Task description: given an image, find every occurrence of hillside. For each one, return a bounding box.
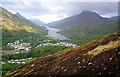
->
[15,12,26,20]
[15,12,45,28]
[0,7,47,48]
[47,11,110,29]
[47,11,118,44]
[29,18,45,26]
[9,32,120,76]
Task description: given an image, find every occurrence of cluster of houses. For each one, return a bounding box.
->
[36,42,77,48]
[7,40,31,52]
[1,58,33,64]
[7,40,77,53]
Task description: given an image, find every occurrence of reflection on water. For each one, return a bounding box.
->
[46,26,70,40]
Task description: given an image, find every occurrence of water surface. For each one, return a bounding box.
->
[46,26,70,40]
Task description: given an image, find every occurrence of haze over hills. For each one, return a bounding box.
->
[109,16,119,22]
[15,12,26,20]
[1,6,47,48]
[29,18,45,26]
[15,12,45,27]
[10,32,120,76]
[47,11,118,44]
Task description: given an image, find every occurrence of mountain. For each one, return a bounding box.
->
[15,12,45,27]
[9,32,120,76]
[1,6,47,48]
[1,7,45,32]
[109,16,119,22]
[29,18,45,26]
[47,11,109,29]
[15,12,26,20]
[47,11,118,44]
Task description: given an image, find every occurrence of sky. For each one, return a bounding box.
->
[0,0,119,23]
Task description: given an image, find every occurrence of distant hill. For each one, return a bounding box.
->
[47,11,118,44]
[15,12,26,20]
[9,32,120,76]
[29,18,45,26]
[47,11,110,29]
[15,12,45,27]
[1,6,47,48]
[109,16,119,22]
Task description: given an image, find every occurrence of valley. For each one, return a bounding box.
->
[47,11,118,45]
[0,6,68,75]
[0,4,119,76]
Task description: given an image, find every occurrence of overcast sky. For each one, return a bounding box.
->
[0,0,119,23]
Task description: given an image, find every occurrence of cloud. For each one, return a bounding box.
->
[1,1,119,23]
[1,0,119,2]
[32,14,62,23]
[63,2,118,16]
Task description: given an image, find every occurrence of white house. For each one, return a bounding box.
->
[7,41,31,52]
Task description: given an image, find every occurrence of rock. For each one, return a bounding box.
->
[88,62,92,65]
[77,62,81,64]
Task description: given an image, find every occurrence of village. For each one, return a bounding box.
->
[2,41,77,65]
[0,58,33,64]
[4,40,77,65]
[7,40,31,53]
[36,42,77,48]
[7,40,77,53]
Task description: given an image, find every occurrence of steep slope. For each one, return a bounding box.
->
[0,7,47,48]
[10,32,120,76]
[47,11,118,44]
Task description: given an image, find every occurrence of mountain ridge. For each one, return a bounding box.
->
[15,12,26,20]
[47,10,110,29]
[29,18,45,27]
[15,12,45,28]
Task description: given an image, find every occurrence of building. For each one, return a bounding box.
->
[7,40,31,52]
